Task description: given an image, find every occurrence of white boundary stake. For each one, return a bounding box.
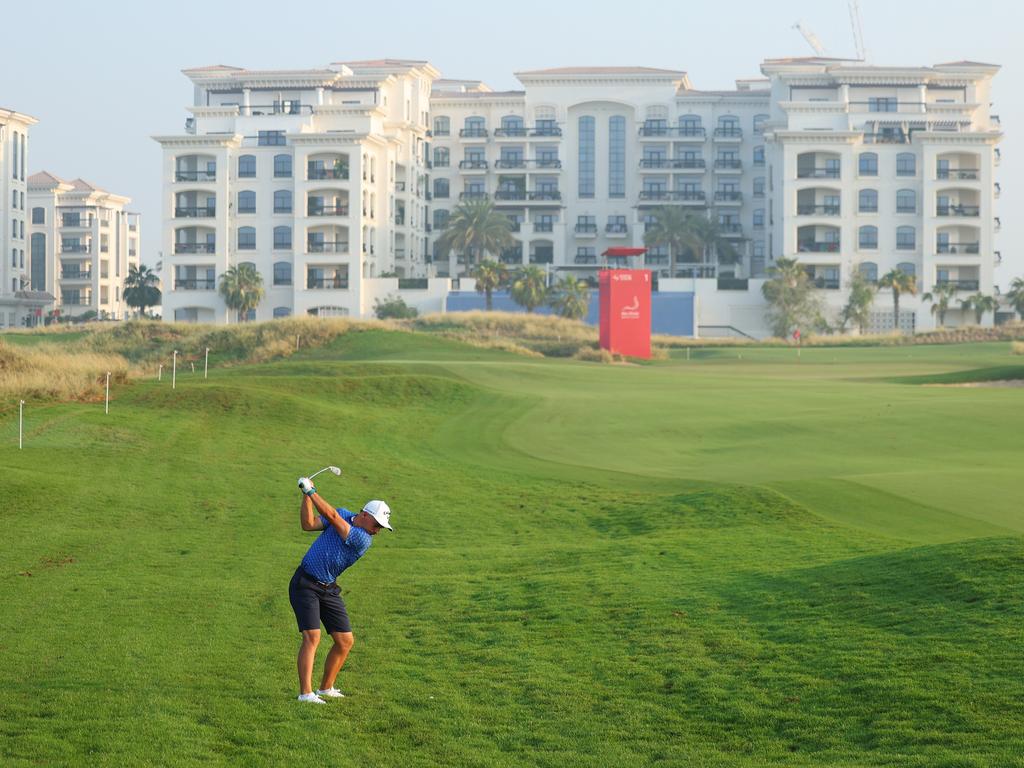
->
[204,347,210,379]
[19,399,24,449]
[158,364,163,382]
[105,372,111,414]
[172,350,178,389]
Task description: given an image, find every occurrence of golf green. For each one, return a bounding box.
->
[1,331,1021,767]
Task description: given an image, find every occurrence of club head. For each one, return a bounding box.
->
[329,466,342,476]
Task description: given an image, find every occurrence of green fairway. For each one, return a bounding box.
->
[1,332,1022,766]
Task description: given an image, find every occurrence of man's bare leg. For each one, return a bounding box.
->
[319,631,355,690]
[298,629,321,694]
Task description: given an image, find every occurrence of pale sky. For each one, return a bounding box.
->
[5,0,1020,288]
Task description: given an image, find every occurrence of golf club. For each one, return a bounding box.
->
[308,465,342,481]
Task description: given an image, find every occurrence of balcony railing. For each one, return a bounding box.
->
[797,167,841,179]
[605,224,628,234]
[574,253,598,265]
[395,182,406,192]
[535,158,562,169]
[937,242,980,254]
[529,252,554,264]
[61,245,91,253]
[719,225,744,237]
[533,222,554,233]
[175,170,216,182]
[639,126,706,138]
[797,204,841,215]
[459,128,489,138]
[460,191,489,200]
[936,279,980,291]
[307,278,349,290]
[639,158,706,169]
[811,277,841,290]
[575,223,598,234]
[714,159,743,170]
[714,191,743,203]
[175,206,216,218]
[307,241,349,253]
[798,240,841,253]
[936,168,979,181]
[174,242,215,254]
[307,206,349,217]
[713,128,743,139]
[495,159,526,169]
[494,127,528,137]
[529,126,562,137]
[458,160,489,169]
[175,279,216,291]
[493,190,561,201]
[61,218,94,228]
[60,270,92,280]
[936,205,980,217]
[307,167,349,180]
[500,251,523,264]
[639,190,706,202]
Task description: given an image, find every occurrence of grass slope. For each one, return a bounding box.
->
[1,331,1022,766]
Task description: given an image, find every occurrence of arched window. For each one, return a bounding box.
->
[578,116,596,198]
[433,147,449,168]
[463,116,486,136]
[897,261,916,279]
[896,189,916,213]
[500,115,524,134]
[859,152,878,176]
[238,155,256,178]
[753,114,769,134]
[896,153,916,177]
[433,178,449,199]
[433,209,450,230]
[718,115,740,131]
[273,154,292,178]
[858,189,878,213]
[273,307,291,318]
[859,261,878,282]
[273,261,292,286]
[273,226,292,250]
[896,226,916,250]
[238,261,256,271]
[432,116,450,136]
[238,190,256,213]
[859,225,878,249]
[238,227,256,250]
[274,190,292,214]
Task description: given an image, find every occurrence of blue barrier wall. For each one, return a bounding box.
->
[445,290,695,336]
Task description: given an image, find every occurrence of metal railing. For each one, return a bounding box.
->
[307,167,349,180]
[574,254,598,265]
[62,218,94,228]
[937,168,980,180]
[493,190,561,201]
[174,243,216,254]
[60,270,92,280]
[812,278,841,290]
[639,126,706,138]
[575,223,598,233]
[495,159,526,169]
[459,128,489,138]
[797,167,841,179]
[639,158,707,169]
[714,159,743,170]
[605,224,628,234]
[175,170,216,182]
[307,241,348,253]
[639,190,706,202]
[61,245,91,253]
[175,207,216,218]
[493,127,527,137]
[713,128,743,139]
[797,204,840,215]
[798,241,841,252]
[935,279,979,291]
[714,191,743,202]
[306,278,349,290]
[533,222,554,233]
[459,191,489,200]
[174,278,215,290]
[937,242,980,254]
[458,160,489,169]
[719,225,744,236]
[307,206,349,217]
[936,206,980,217]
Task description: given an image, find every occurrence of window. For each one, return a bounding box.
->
[273,154,292,178]
[868,97,897,112]
[859,225,878,249]
[433,116,450,136]
[238,227,256,250]
[31,207,44,224]
[433,147,449,167]
[500,115,524,134]
[896,189,916,214]
[753,114,769,134]
[433,209,450,230]
[859,189,878,213]
[273,261,292,286]
[896,153,916,177]
[896,226,916,250]
[30,233,45,290]
[753,209,765,228]
[273,226,292,250]
[753,177,765,197]
[578,116,595,198]
[606,215,627,233]
[609,116,625,198]
[463,116,486,136]
[753,146,765,166]
[897,262,916,279]
[244,308,257,322]
[717,116,740,136]
[575,246,596,264]
[859,262,878,282]
[433,178,449,199]
[273,190,293,214]
[258,131,286,146]
[859,153,878,176]
[238,155,256,178]
[273,307,291,318]
[238,190,256,214]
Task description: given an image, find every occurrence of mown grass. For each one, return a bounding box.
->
[1,331,1022,766]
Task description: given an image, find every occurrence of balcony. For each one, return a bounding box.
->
[575,223,598,235]
[936,279,980,291]
[714,191,743,204]
[811,277,841,290]
[639,158,706,170]
[395,182,406,192]
[175,170,216,182]
[458,160,489,171]
[500,248,524,265]
[61,244,92,254]
[493,190,561,203]
[798,240,840,253]
[797,167,840,179]
[713,128,743,141]
[937,242,979,254]
[307,205,349,217]
[605,223,628,236]
[494,127,528,138]
[174,242,215,254]
[639,190,706,204]
[459,128,489,138]
[713,159,743,172]
[533,222,554,233]
[937,168,979,181]
[495,158,526,169]
[639,126,706,139]
[307,241,348,254]
[307,278,349,290]
[797,204,841,216]
[534,158,562,169]
[175,206,216,218]
[61,217,94,228]
[60,270,92,280]
[719,224,744,238]
[459,191,489,201]
[574,253,597,265]
[174,278,216,291]
[529,126,562,137]
[307,166,349,180]
[529,250,554,265]
[936,205,980,217]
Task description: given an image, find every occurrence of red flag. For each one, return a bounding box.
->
[793,329,801,340]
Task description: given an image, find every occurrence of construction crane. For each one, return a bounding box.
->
[793,1,868,61]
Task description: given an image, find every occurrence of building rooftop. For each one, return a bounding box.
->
[516,66,687,76]
[27,171,64,187]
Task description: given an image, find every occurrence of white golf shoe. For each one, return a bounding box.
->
[316,687,346,699]
[297,692,326,704]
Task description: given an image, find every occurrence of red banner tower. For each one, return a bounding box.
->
[599,266,652,359]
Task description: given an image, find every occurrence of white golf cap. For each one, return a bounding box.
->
[362,499,393,531]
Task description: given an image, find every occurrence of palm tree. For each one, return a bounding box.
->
[218,263,264,322]
[921,282,958,327]
[841,266,876,334]
[509,266,549,313]
[761,257,821,338]
[643,208,737,277]
[434,199,514,272]
[877,268,916,333]
[1004,277,1024,320]
[548,274,591,320]
[472,260,508,311]
[123,264,161,318]
[959,292,999,325]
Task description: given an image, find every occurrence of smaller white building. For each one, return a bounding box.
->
[28,172,141,320]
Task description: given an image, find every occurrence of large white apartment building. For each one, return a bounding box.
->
[157,57,1001,333]
[0,108,52,328]
[27,172,141,320]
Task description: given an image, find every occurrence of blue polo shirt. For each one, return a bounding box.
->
[300,508,373,584]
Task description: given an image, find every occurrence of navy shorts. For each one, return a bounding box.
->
[288,566,351,634]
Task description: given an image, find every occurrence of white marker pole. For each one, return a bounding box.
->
[204,347,210,379]
[172,350,178,389]
[191,361,195,374]
[19,399,24,449]
[296,335,300,351]
[158,364,163,382]
[105,372,111,414]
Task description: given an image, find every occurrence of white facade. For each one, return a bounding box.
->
[0,108,49,328]
[156,58,1001,334]
[27,172,140,320]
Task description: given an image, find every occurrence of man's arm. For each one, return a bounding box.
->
[300,494,324,531]
[308,492,351,539]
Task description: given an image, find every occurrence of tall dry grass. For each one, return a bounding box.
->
[1012,341,1024,356]
[0,340,129,402]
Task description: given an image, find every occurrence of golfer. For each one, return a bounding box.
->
[289,476,392,703]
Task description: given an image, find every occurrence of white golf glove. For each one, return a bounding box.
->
[298,477,316,496]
